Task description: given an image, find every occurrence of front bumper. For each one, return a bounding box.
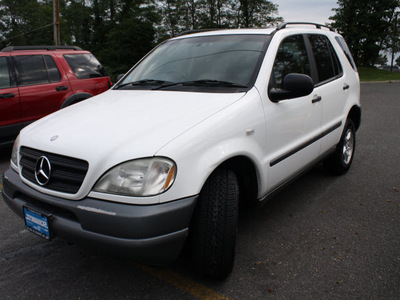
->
[2,167,197,264]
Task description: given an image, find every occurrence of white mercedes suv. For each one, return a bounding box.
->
[2,23,361,279]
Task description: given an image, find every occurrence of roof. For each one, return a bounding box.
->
[174,22,336,39]
[1,46,83,52]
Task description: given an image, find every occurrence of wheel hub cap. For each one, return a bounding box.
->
[342,129,354,165]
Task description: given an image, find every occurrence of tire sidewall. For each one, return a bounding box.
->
[339,119,356,170]
[190,168,239,279]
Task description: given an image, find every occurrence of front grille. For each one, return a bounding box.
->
[20,147,89,194]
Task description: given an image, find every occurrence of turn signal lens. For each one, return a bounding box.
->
[11,134,20,170]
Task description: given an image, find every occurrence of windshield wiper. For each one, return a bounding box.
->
[153,80,248,90]
[115,79,172,89]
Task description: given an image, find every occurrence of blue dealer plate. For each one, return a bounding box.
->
[23,207,52,240]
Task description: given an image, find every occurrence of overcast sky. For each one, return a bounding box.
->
[276,0,338,25]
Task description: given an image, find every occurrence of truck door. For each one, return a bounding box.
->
[0,56,21,145]
[13,54,70,124]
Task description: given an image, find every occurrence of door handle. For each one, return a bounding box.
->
[312,95,322,103]
[0,93,15,99]
[56,86,68,91]
[343,83,350,90]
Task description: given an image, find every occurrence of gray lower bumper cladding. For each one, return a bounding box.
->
[2,168,197,265]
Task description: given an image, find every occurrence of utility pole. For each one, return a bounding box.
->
[53,0,60,46]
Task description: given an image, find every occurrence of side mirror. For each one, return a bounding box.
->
[116,74,125,82]
[269,73,314,102]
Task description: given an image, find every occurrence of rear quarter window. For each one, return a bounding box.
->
[335,36,357,71]
[64,54,108,79]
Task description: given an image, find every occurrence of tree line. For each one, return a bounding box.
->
[330,0,400,68]
[0,0,282,78]
[0,0,399,78]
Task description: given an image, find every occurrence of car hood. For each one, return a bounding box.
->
[21,89,245,169]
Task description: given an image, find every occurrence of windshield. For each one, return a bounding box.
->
[116,34,270,92]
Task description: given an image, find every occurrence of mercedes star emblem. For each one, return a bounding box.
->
[35,156,51,186]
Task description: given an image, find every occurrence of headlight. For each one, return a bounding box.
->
[93,157,176,197]
[11,134,20,170]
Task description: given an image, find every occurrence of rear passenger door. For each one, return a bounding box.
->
[0,55,21,144]
[13,54,70,124]
[306,34,347,154]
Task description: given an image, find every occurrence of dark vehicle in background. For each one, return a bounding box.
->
[378,65,400,72]
[0,46,111,147]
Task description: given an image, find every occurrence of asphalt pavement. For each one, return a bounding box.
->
[0,82,399,299]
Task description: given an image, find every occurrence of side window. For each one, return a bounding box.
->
[272,35,311,88]
[64,54,108,79]
[308,35,342,83]
[0,57,15,89]
[330,42,343,76]
[44,55,61,82]
[15,55,48,85]
[335,36,357,71]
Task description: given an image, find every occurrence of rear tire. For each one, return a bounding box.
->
[191,169,239,279]
[324,119,356,175]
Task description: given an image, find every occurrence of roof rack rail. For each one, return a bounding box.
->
[1,45,83,52]
[277,22,334,32]
[175,29,222,37]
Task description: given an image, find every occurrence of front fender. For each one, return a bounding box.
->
[157,89,269,203]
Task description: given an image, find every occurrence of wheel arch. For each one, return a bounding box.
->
[60,92,93,109]
[216,155,259,209]
[348,105,361,131]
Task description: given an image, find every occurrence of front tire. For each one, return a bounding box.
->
[191,169,239,279]
[324,119,356,175]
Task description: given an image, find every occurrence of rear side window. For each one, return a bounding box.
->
[44,55,61,82]
[64,54,108,79]
[272,35,311,89]
[15,55,48,85]
[335,36,357,71]
[308,35,342,83]
[0,57,15,89]
[14,55,61,86]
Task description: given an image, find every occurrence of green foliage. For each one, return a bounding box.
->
[0,0,54,46]
[60,1,92,48]
[375,54,388,65]
[385,11,400,68]
[0,0,283,79]
[98,0,160,77]
[237,0,283,28]
[157,0,282,36]
[329,0,400,67]
[358,66,400,81]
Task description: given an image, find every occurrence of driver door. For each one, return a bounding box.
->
[264,34,322,190]
[0,56,21,144]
